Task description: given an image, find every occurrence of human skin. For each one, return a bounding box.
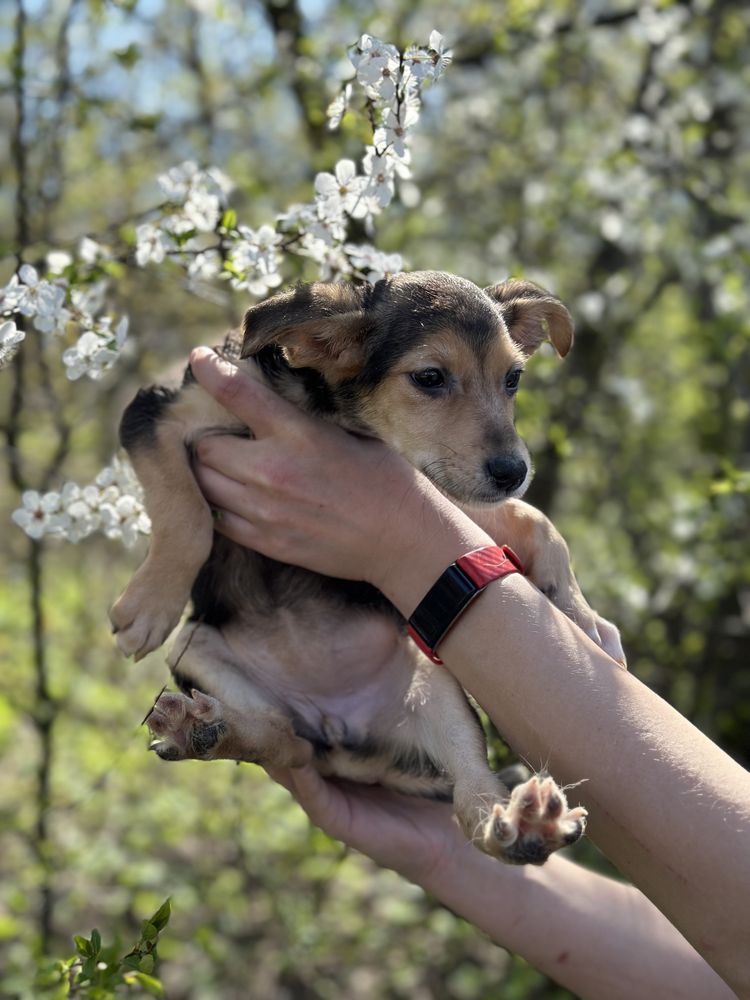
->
[189,347,750,998]
[264,765,736,1000]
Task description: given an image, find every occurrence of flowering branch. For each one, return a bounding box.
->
[2,31,452,546]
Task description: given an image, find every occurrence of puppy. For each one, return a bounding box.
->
[111,271,624,865]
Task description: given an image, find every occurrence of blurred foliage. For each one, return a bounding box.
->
[1,0,748,997]
[35,899,171,998]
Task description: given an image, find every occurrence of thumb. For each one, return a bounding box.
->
[190,346,302,437]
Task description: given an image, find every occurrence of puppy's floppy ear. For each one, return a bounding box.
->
[484,279,573,358]
[241,283,368,379]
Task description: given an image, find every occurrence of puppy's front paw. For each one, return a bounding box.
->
[538,570,626,667]
[564,594,626,668]
[587,611,626,667]
[482,775,587,865]
[110,576,186,660]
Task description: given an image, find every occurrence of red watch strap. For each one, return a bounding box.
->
[455,544,525,587]
[407,545,524,664]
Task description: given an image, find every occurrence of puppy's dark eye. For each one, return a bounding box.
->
[410,368,446,391]
[505,369,523,395]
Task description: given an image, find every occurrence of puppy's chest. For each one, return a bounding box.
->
[190,534,398,626]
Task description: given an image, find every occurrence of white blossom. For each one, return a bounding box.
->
[158,160,200,201]
[61,483,102,543]
[226,224,283,296]
[158,161,232,205]
[313,199,348,244]
[95,456,143,494]
[405,32,453,82]
[298,235,353,281]
[1,266,69,335]
[69,282,108,326]
[375,101,421,158]
[99,493,151,548]
[187,249,223,283]
[362,145,411,210]
[135,223,171,266]
[344,244,403,283]
[47,250,73,274]
[0,319,25,369]
[427,31,453,80]
[12,458,150,546]
[315,159,370,220]
[350,35,401,101]
[183,187,222,232]
[11,490,70,540]
[62,315,129,381]
[277,201,318,233]
[79,237,111,264]
[157,160,232,236]
[326,84,352,130]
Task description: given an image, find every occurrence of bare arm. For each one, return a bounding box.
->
[271,767,736,1000]
[191,349,750,996]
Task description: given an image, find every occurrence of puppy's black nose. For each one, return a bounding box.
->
[485,456,528,495]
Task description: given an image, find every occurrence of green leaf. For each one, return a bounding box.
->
[221,208,237,231]
[74,934,93,957]
[148,898,172,932]
[124,971,165,997]
[90,928,102,954]
[140,921,158,942]
[80,955,97,980]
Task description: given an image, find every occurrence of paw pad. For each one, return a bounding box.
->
[482,775,587,865]
[145,689,225,761]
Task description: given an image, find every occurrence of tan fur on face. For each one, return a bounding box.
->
[360,329,530,504]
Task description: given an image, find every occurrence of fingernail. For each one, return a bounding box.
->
[190,347,235,376]
[189,346,212,365]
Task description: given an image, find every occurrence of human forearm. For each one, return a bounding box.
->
[397,563,750,996]
[191,352,750,994]
[418,850,736,1000]
[361,492,750,994]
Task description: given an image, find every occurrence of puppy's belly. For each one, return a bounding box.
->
[177,609,418,744]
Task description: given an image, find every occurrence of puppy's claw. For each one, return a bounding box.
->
[489,804,516,848]
[585,623,602,647]
[596,616,627,668]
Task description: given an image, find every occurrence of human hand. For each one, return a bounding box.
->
[266,763,471,885]
[190,347,491,602]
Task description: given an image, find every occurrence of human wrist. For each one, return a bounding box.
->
[415,832,527,934]
[368,478,494,617]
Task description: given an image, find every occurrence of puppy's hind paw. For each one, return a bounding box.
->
[145,689,227,761]
[144,688,314,767]
[482,775,587,865]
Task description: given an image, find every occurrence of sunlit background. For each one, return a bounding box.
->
[1,1,748,997]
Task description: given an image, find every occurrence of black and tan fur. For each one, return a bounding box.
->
[111,271,624,865]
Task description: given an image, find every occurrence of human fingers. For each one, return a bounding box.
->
[194,433,255,483]
[190,347,304,437]
[266,764,352,841]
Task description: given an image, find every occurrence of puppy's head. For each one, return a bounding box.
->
[241,272,573,505]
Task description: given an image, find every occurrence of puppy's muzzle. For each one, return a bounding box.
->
[485,455,528,496]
